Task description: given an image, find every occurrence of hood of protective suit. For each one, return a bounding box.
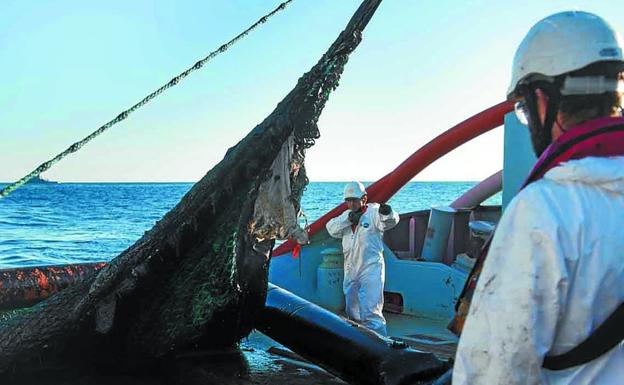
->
[544,155,624,194]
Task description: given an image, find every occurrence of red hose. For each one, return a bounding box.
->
[273,100,513,257]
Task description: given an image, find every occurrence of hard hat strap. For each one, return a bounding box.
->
[523,80,562,156]
[543,82,563,138]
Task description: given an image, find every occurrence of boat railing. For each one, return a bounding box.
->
[384,205,501,264]
[384,210,430,260]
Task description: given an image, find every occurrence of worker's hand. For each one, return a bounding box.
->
[348,210,363,225]
[379,203,392,215]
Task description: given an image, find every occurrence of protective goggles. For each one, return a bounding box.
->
[513,76,624,126]
[514,99,530,125]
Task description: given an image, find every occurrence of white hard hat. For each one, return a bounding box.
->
[344,181,366,200]
[507,11,624,99]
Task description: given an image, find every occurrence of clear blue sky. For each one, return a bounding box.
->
[2,1,623,183]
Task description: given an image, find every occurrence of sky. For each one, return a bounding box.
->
[2,0,624,183]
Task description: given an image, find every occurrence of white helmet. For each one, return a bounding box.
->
[344,181,366,200]
[507,11,624,99]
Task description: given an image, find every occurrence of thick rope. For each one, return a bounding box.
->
[1,0,293,199]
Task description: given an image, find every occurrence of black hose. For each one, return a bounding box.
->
[257,283,449,385]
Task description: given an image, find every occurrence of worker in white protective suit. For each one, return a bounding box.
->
[454,11,624,385]
[326,181,399,336]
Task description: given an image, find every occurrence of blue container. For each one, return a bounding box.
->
[316,248,345,312]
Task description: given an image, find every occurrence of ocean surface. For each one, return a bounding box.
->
[0,182,500,269]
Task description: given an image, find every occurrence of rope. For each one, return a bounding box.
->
[1,0,294,199]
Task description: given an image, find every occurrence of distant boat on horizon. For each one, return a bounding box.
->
[28,175,58,185]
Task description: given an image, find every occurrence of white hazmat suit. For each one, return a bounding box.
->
[453,156,624,385]
[326,203,399,335]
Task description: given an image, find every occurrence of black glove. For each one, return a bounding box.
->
[379,203,392,215]
[348,210,363,225]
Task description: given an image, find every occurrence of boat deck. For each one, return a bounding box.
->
[243,311,458,383]
[387,312,458,360]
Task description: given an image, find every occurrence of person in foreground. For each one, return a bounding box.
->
[326,181,399,336]
[453,11,624,385]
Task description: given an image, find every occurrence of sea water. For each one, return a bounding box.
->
[0,182,500,269]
